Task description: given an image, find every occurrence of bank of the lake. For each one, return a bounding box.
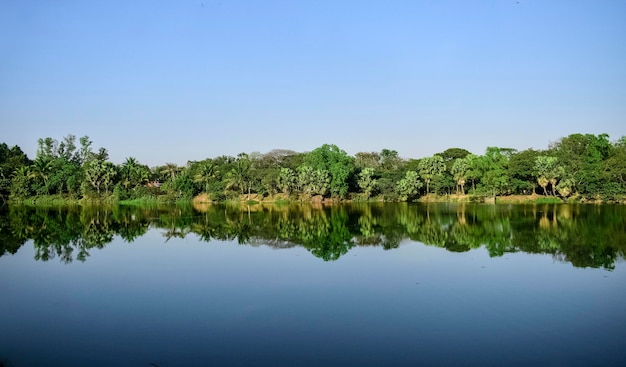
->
[8,192,626,208]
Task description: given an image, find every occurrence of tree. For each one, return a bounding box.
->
[193,160,216,194]
[161,163,180,182]
[32,158,53,195]
[36,137,57,161]
[550,133,611,195]
[277,168,296,194]
[0,143,30,201]
[602,136,626,193]
[305,144,355,198]
[478,147,514,197]
[534,156,563,196]
[260,149,298,168]
[418,155,445,194]
[84,160,116,195]
[225,154,252,197]
[355,152,381,170]
[79,136,93,165]
[438,148,471,164]
[10,166,34,198]
[357,167,377,199]
[508,149,541,195]
[380,149,402,171]
[297,165,330,197]
[451,156,471,194]
[465,154,483,193]
[395,171,423,201]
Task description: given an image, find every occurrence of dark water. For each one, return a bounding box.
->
[0,203,625,366]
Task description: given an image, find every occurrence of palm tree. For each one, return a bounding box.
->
[161,163,180,182]
[225,157,250,197]
[121,157,140,189]
[193,160,216,194]
[32,158,53,194]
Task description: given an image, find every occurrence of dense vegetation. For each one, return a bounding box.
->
[1,203,624,268]
[1,133,625,204]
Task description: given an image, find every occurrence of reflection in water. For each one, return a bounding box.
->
[1,203,624,268]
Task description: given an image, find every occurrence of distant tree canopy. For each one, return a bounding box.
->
[2,133,625,203]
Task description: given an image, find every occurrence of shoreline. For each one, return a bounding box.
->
[9,193,623,207]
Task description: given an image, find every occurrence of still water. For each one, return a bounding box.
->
[1,203,625,366]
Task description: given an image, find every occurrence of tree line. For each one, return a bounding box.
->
[1,133,625,204]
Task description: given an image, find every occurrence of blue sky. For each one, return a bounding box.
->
[1,0,625,166]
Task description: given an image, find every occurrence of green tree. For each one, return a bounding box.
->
[451,156,471,194]
[551,133,611,195]
[395,171,423,201]
[83,160,116,195]
[438,148,471,164]
[32,157,53,195]
[508,149,541,195]
[297,165,330,196]
[478,147,514,197]
[193,160,216,194]
[0,143,30,201]
[161,162,180,182]
[278,167,297,194]
[10,166,34,198]
[380,149,402,171]
[357,167,377,199]
[355,152,381,170]
[418,155,445,194]
[305,144,355,198]
[225,154,252,197]
[534,156,564,196]
[602,136,626,194]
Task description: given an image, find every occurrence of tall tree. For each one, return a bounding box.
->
[225,154,252,197]
[451,156,472,194]
[395,171,423,201]
[193,160,216,194]
[478,147,514,197]
[508,149,541,195]
[534,156,563,196]
[357,167,377,199]
[277,168,297,194]
[418,155,445,194]
[305,144,355,198]
[32,158,53,195]
[161,163,180,182]
[84,160,116,195]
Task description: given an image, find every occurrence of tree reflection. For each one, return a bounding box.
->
[1,203,624,268]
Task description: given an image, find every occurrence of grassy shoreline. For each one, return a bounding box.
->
[7,193,624,207]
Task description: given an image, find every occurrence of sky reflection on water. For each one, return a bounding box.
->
[1,224,625,367]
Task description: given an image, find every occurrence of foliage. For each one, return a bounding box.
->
[475,147,514,197]
[451,156,472,195]
[305,144,355,198]
[1,133,625,204]
[508,149,540,194]
[418,155,445,194]
[534,156,564,196]
[395,171,423,201]
[357,167,377,199]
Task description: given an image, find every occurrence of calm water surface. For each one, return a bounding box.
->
[0,203,625,366]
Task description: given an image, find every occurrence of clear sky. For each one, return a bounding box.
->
[1,0,625,166]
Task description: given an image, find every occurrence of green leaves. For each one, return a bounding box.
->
[305,144,355,198]
[418,155,445,194]
[395,171,422,201]
[357,167,377,199]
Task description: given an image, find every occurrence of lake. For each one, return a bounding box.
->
[1,203,625,366]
